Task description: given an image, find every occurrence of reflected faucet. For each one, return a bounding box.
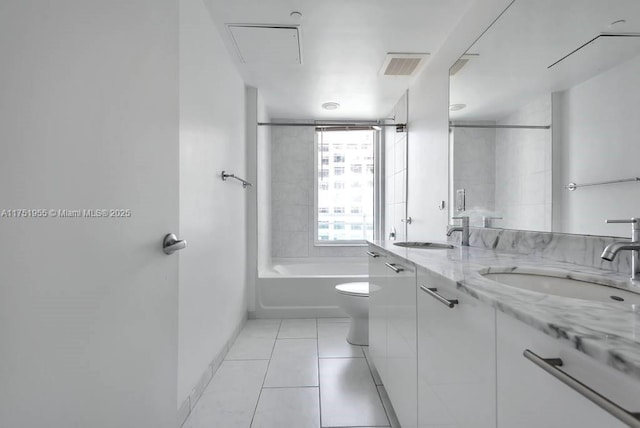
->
[600,218,640,281]
[389,226,397,241]
[446,216,469,246]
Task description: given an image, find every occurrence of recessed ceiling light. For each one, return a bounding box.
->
[449,103,466,111]
[290,11,303,20]
[322,102,340,110]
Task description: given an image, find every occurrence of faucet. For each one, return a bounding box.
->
[446,216,469,246]
[600,218,640,281]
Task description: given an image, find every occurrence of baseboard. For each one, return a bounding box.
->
[253,306,346,319]
[177,313,248,427]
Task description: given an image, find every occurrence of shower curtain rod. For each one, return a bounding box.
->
[257,122,405,128]
[449,124,550,129]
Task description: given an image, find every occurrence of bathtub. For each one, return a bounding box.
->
[255,257,368,318]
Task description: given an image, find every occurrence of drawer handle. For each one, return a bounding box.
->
[523,349,640,427]
[420,285,458,308]
[385,262,403,273]
[367,251,379,258]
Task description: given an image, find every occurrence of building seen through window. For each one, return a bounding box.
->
[316,128,376,242]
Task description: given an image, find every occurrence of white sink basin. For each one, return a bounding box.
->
[481,270,640,306]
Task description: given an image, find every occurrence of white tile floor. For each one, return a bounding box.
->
[183,318,400,428]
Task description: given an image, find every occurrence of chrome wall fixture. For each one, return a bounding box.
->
[221,171,252,188]
[565,176,640,191]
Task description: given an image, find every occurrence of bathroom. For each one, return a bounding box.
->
[2,0,640,427]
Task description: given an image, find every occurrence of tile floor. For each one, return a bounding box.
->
[183,318,400,428]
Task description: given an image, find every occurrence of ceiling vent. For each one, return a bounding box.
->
[379,53,429,76]
[450,53,479,76]
[226,24,302,64]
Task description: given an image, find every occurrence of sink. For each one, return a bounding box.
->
[481,270,640,306]
[394,242,455,249]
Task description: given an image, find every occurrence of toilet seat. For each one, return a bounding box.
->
[335,282,369,297]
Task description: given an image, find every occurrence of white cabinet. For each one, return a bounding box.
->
[497,311,639,428]
[367,245,417,428]
[417,267,496,428]
[368,245,389,382]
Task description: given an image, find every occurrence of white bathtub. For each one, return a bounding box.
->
[255,257,368,318]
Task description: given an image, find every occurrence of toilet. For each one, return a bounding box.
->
[334,282,369,346]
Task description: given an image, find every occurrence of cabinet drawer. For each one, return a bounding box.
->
[497,311,639,428]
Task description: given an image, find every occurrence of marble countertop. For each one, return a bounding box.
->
[369,240,640,381]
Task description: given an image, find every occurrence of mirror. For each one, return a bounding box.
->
[449,0,640,238]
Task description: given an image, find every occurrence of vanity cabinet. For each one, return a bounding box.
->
[367,245,417,428]
[417,267,496,428]
[497,311,638,428]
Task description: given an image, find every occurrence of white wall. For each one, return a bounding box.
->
[406,0,515,241]
[0,1,179,427]
[554,53,640,237]
[384,93,409,241]
[178,0,247,406]
[247,87,270,313]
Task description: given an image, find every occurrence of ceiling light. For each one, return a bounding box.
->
[449,104,466,111]
[322,102,340,110]
[290,11,303,20]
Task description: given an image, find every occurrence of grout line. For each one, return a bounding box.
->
[249,319,282,428]
[261,385,320,389]
[316,318,323,428]
[318,356,365,359]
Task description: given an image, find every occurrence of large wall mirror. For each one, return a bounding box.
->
[449,0,640,238]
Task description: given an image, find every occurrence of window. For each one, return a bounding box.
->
[315,128,379,244]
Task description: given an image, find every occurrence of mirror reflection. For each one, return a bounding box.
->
[449,0,640,238]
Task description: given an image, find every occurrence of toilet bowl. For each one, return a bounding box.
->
[335,282,369,346]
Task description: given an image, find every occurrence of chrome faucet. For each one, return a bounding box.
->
[600,218,640,281]
[446,216,469,246]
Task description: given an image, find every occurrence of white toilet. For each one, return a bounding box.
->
[335,282,369,346]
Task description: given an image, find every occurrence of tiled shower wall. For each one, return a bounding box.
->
[451,124,496,227]
[495,95,552,231]
[270,125,365,258]
[384,93,408,241]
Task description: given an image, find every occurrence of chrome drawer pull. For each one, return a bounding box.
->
[385,262,403,273]
[420,285,458,308]
[367,251,379,258]
[523,349,640,427]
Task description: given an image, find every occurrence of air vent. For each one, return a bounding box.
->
[450,54,479,76]
[379,53,429,76]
